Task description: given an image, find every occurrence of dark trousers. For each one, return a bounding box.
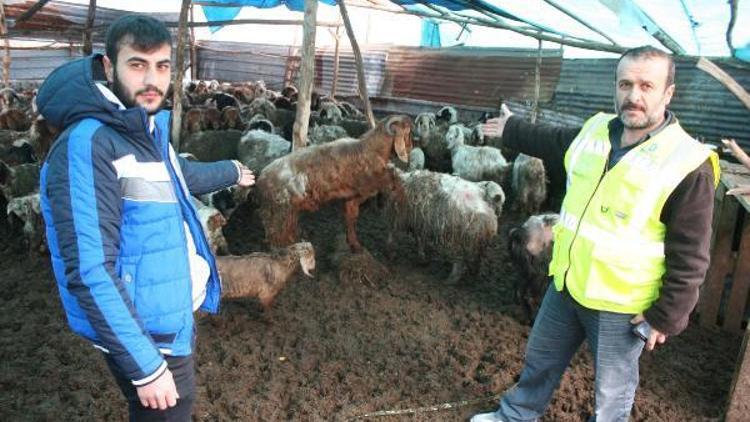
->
[104,354,195,422]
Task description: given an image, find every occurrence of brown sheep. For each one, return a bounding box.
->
[216,242,315,311]
[508,213,558,322]
[202,100,222,131]
[182,108,203,134]
[257,115,413,252]
[221,106,243,131]
[0,108,31,131]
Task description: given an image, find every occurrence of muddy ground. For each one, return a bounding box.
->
[0,196,743,421]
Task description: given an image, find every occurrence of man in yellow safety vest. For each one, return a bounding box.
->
[471,46,719,422]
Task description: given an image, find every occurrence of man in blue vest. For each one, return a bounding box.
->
[471,46,718,422]
[38,15,254,421]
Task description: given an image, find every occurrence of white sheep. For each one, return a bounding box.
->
[384,169,505,283]
[446,125,508,184]
[511,153,547,215]
[7,192,45,253]
[216,242,315,311]
[191,197,229,255]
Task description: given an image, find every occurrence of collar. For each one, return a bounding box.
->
[608,110,675,149]
[95,82,126,110]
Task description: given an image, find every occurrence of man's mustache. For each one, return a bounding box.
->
[136,86,164,96]
[621,102,644,112]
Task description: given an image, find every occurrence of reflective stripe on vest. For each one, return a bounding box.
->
[550,113,719,314]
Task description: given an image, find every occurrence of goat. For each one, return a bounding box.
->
[216,242,315,311]
[257,115,412,252]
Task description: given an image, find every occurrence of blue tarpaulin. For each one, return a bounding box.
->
[421,19,441,47]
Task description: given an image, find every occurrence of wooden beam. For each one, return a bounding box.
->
[11,0,52,25]
[164,19,341,28]
[189,3,197,80]
[82,0,96,56]
[170,0,191,153]
[339,0,376,128]
[727,0,738,54]
[292,0,318,150]
[541,0,618,46]
[696,57,750,112]
[531,37,541,124]
[0,2,10,84]
[330,25,341,98]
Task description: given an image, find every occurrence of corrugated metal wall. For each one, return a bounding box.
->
[385,46,562,109]
[0,47,86,81]
[315,46,388,97]
[553,57,750,145]
[196,41,295,90]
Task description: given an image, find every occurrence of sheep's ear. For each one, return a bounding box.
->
[390,120,411,163]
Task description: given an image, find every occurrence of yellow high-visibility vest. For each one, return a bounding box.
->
[549,113,719,313]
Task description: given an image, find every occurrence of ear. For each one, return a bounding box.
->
[103,55,114,83]
[664,83,675,106]
[393,122,410,163]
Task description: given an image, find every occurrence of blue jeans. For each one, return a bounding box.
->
[494,284,645,422]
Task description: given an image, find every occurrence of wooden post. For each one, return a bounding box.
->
[338,0,376,128]
[12,0,52,25]
[0,2,10,85]
[330,25,341,98]
[189,3,197,80]
[82,0,96,56]
[531,37,542,124]
[170,0,190,152]
[292,0,317,150]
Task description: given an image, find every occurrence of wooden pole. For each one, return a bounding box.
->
[0,2,10,85]
[189,3,197,80]
[330,25,341,98]
[541,0,618,46]
[11,0,52,25]
[165,19,340,28]
[338,0,376,128]
[727,0,738,55]
[171,0,190,152]
[82,0,96,56]
[531,37,542,124]
[292,0,318,150]
[696,57,750,112]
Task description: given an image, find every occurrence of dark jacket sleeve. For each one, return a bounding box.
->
[177,156,239,196]
[499,115,582,202]
[644,159,716,335]
[43,122,164,382]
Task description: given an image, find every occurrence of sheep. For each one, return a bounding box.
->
[210,92,240,111]
[0,161,40,202]
[446,124,508,184]
[407,147,425,172]
[0,139,36,166]
[221,106,243,131]
[421,126,452,173]
[29,117,57,161]
[508,213,559,322]
[338,101,364,120]
[215,242,315,311]
[237,119,291,174]
[319,102,343,124]
[414,112,436,141]
[435,105,458,126]
[6,192,45,253]
[0,108,30,131]
[308,124,348,145]
[180,129,243,162]
[182,108,203,134]
[202,100,223,131]
[511,153,547,215]
[339,118,371,139]
[191,197,229,255]
[383,169,505,283]
[256,115,413,252]
[0,87,20,109]
[280,85,298,99]
[242,97,276,122]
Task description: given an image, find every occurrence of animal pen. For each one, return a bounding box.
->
[1,0,750,420]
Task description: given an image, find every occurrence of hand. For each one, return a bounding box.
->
[721,138,745,159]
[481,103,513,139]
[727,185,750,196]
[136,368,179,410]
[630,314,667,352]
[236,163,255,187]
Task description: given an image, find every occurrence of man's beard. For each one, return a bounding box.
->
[615,101,659,130]
[111,70,165,115]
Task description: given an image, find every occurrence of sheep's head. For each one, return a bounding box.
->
[436,106,457,125]
[385,115,413,163]
[414,113,436,139]
[248,115,275,133]
[289,242,316,278]
[520,214,558,256]
[281,85,298,99]
[478,181,506,218]
[320,103,343,124]
[445,125,465,150]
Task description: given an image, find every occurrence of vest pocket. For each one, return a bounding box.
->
[586,246,663,305]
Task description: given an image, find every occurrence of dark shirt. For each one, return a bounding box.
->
[500,113,716,336]
[608,111,674,167]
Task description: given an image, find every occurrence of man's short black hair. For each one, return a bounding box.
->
[105,15,172,64]
[617,45,675,87]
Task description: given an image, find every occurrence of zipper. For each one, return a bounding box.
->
[562,157,611,290]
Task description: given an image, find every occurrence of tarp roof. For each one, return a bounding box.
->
[197,0,750,60]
